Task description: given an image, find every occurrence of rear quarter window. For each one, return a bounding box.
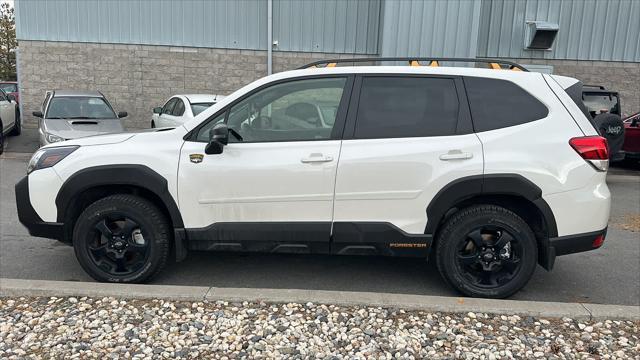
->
[464,77,548,132]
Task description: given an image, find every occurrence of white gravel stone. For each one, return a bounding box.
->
[0,296,638,359]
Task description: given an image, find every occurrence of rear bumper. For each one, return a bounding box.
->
[15,176,65,241]
[543,228,607,270]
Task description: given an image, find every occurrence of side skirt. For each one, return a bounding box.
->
[184,222,431,257]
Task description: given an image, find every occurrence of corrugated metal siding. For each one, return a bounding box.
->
[16,0,268,50]
[272,0,380,54]
[477,0,640,62]
[380,0,482,58]
[15,0,381,54]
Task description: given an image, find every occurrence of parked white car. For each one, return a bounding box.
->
[151,94,224,128]
[0,88,21,154]
[17,58,610,298]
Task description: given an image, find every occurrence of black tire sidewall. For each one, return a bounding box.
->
[12,110,21,135]
[436,205,538,298]
[73,195,170,283]
[0,121,4,155]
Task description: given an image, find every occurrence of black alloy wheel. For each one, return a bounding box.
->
[88,216,150,276]
[436,205,537,298]
[455,226,523,288]
[73,194,170,283]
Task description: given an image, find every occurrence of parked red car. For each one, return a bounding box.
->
[0,81,19,103]
[622,112,640,160]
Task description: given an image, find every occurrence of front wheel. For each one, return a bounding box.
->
[435,204,538,298]
[73,194,171,283]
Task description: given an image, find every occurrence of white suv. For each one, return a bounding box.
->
[16,59,611,298]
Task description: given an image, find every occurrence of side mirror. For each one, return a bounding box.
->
[205,123,229,155]
[153,107,162,114]
[117,111,128,118]
[32,111,43,118]
[7,94,16,102]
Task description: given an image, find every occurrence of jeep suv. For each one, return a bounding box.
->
[15,59,611,298]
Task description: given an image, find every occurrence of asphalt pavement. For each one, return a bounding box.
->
[1,130,639,305]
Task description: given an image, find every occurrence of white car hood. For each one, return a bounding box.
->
[43,128,180,148]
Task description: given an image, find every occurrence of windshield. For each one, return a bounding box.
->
[582,92,620,117]
[0,83,17,93]
[46,96,117,119]
[191,102,214,116]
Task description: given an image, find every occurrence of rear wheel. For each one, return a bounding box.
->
[151,120,156,128]
[73,194,171,283]
[9,109,21,136]
[435,205,538,298]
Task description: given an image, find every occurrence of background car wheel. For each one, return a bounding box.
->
[73,194,171,283]
[0,120,5,155]
[435,204,538,299]
[151,121,156,128]
[9,109,21,136]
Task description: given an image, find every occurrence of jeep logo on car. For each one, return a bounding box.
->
[606,125,622,135]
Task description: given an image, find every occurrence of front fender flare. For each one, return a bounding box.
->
[55,164,184,228]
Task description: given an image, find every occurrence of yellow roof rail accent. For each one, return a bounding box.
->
[326,63,337,67]
[510,66,523,71]
[409,60,439,67]
[489,62,502,70]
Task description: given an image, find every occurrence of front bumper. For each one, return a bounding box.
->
[543,228,607,270]
[15,176,65,241]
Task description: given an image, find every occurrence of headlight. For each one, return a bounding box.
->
[27,146,79,174]
[46,133,65,143]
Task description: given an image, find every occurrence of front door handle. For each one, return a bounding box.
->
[301,153,334,163]
[439,150,473,161]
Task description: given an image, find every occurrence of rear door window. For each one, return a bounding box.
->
[354,76,460,139]
[464,77,548,132]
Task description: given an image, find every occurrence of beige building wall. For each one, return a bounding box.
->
[17,40,364,130]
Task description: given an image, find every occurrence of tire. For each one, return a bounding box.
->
[0,120,5,155]
[151,120,156,128]
[593,113,624,160]
[73,194,171,283]
[435,204,538,299]
[9,109,21,136]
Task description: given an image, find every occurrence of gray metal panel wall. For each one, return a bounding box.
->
[15,0,267,50]
[272,0,380,54]
[477,0,640,62]
[15,0,381,54]
[380,0,482,58]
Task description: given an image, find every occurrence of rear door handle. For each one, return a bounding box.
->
[439,150,473,161]
[301,153,334,163]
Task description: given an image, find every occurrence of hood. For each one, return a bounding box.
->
[46,127,179,147]
[43,118,125,140]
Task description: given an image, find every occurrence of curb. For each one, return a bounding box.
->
[2,278,639,321]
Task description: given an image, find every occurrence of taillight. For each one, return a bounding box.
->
[592,234,605,248]
[569,136,609,171]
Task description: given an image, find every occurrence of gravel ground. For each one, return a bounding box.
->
[1,297,638,359]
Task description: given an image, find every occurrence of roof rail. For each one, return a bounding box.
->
[583,84,607,90]
[298,57,529,71]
